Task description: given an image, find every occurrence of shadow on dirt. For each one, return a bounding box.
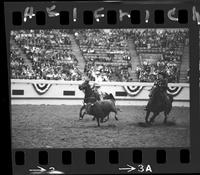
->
[135,121,177,127]
[86,124,118,129]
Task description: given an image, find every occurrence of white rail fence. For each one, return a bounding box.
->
[11,79,190,107]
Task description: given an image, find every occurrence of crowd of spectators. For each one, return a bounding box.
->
[74,29,132,82]
[10,45,34,79]
[136,59,179,82]
[84,62,130,82]
[10,30,82,80]
[10,29,189,82]
[131,29,188,49]
[132,29,188,82]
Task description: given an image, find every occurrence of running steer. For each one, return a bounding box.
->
[86,100,119,127]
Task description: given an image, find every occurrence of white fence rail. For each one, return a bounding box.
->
[11,79,190,107]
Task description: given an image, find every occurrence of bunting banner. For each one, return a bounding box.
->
[32,83,52,95]
[124,85,183,97]
[167,86,183,97]
[123,85,144,96]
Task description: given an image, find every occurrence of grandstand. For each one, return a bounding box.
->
[10,29,190,83]
[10,30,82,80]
[73,29,132,82]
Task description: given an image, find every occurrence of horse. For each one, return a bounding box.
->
[78,80,118,122]
[79,80,100,104]
[79,80,100,120]
[145,87,173,124]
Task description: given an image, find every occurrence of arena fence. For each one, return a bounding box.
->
[11,79,190,107]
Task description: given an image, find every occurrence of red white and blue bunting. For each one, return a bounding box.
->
[32,83,52,95]
[123,86,144,96]
[167,86,183,96]
[124,85,183,97]
[31,83,183,97]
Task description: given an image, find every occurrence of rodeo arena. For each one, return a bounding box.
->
[10,29,191,148]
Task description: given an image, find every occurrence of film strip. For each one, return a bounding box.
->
[2,0,200,174]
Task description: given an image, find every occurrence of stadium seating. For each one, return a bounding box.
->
[10,30,82,80]
[132,29,188,82]
[10,29,190,82]
[74,29,132,82]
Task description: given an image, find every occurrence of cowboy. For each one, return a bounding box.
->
[156,72,169,92]
[146,72,169,110]
[149,72,168,95]
[82,78,90,104]
[92,83,103,100]
[84,78,90,84]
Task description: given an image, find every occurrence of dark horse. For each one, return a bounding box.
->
[79,80,100,120]
[78,80,116,121]
[145,87,173,124]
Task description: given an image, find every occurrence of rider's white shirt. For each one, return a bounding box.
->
[96,76,103,82]
[96,88,104,100]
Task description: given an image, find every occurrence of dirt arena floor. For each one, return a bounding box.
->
[11,105,190,148]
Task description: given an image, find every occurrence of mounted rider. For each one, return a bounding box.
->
[81,78,101,104]
[145,71,170,110]
[92,82,103,100]
[82,78,91,104]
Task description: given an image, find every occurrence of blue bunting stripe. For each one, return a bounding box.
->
[123,86,143,96]
[32,83,52,95]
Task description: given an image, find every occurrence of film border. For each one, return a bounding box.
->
[2,0,200,174]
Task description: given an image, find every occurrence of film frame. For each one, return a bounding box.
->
[1,0,200,174]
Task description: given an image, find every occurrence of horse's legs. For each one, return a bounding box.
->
[82,112,86,119]
[111,108,118,121]
[103,115,109,123]
[149,112,159,123]
[79,106,86,120]
[100,117,104,123]
[145,110,150,123]
[114,112,118,121]
[163,112,168,124]
[96,117,100,127]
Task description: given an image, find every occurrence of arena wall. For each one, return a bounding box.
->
[11,79,190,107]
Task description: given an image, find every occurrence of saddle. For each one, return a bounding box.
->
[84,96,97,104]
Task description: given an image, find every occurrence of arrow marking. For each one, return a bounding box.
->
[119,164,136,173]
[29,166,64,174]
[29,166,46,172]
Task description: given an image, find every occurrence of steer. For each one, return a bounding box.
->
[86,100,119,127]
